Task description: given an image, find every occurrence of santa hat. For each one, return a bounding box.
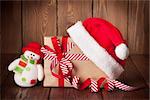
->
[67,18,129,80]
[22,42,43,58]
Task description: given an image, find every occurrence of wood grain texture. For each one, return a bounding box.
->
[57,0,92,36]
[2,72,20,100]
[93,0,128,40]
[1,0,149,54]
[1,54,149,100]
[102,57,149,100]
[50,88,103,100]
[128,0,149,54]
[1,54,20,100]
[123,57,149,99]
[22,0,56,46]
[131,55,149,86]
[1,1,22,53]
[15,85,50,100]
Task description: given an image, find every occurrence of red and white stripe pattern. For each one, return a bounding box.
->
[60,58,73,70]
[110,80,135,91]
[41,41,89,77]
[70,77,136,92]
[59,58,73,75]
[71,77,107,92]
[67,41,75,52]
[65,53,89,61]
[90,79,99,92]
[72,76,80,89]
[107,79,136,91]
[41,47,56,60]
[51,58,58,69]
[41,47,71,76]
[41,47,58,69]
[107,79,115,91]
[66,41,89,61]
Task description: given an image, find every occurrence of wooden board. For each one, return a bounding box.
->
[128,0,149,54]
[57,0,92,36]
[1,1,22,53]
[1,54,149,99]
[15,85,50,100]
[50,88,102,100]
[22,0,56,46]
[131,55,149,86]
[1,0,149,55]
[102,57,149,100]
[1,54,20,99]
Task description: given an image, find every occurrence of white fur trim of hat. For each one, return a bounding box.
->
[67,21,124,80]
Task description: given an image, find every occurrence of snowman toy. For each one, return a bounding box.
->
[8,42,44,87]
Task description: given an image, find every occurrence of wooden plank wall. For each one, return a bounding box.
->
[1,1,22,54]
[1,0,149,55]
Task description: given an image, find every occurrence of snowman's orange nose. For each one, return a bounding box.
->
[31,57,33,59]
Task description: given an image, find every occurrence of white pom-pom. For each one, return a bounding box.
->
[115,43,129,60]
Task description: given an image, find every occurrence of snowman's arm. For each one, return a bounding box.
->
[37,64,44,81]
[8,58,20,71]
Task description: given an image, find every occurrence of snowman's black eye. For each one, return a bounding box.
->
[33,55,35,56]
[31,54,32,55]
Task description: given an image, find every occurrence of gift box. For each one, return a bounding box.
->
[42,36,108,87]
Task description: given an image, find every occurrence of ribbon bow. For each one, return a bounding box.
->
[41,46,73,77]
[41,37,89,85]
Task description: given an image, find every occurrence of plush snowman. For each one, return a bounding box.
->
[8,42,44,87]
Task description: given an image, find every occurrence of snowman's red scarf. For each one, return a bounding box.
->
[14,55,37,73]
[41,36,138,92]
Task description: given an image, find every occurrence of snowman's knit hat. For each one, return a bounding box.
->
[22,42,43,58]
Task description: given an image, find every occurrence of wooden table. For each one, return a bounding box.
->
[1,54,149,100]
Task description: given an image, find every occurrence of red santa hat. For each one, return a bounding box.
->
[67,18,129,80]
[22,42,43,58]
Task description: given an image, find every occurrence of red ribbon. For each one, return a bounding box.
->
[41,36,89,87]
[71,76,137,92]
[51,37,69,87]
[78,77,108,92]
[41,37,70,87]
